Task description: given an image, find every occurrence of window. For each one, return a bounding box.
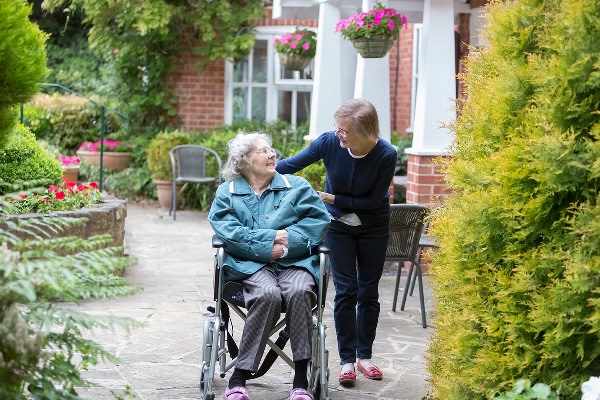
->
[225,29,314,129]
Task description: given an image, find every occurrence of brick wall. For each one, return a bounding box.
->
[168,54,226,131]
[406,154,453,206]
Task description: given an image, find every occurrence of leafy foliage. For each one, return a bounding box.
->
[0,0,48,148]
[0,214,139,398]
[494,379,560,400]
[23,93,123,154]
[0,125,63,188]
[427,0,600,398]
[41,0,267,135]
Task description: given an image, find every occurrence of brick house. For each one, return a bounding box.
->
[169,0,490,206]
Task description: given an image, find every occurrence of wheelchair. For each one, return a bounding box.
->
[199,236,331,400]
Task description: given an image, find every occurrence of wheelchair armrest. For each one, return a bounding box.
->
[318,244,330,254]
[212,235,225,248]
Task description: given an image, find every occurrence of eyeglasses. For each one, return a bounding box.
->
[252,147,277,157]
[334,121,350,137]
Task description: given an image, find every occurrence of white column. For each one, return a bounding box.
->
[408,0,456,156]
[353,0,392,143]
[308,0,342,140]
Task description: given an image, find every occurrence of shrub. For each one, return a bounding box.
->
[146,130,192,181]
[0,0,48,148]
[24,93,123,154]
[0,125,63,191]
[427,1,600,398]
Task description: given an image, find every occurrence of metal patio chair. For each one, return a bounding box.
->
[169,145,222,220]
[386,204,429,328]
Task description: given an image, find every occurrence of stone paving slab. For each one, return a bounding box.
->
[74,203,434,400]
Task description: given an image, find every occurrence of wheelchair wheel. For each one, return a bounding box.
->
[200,319,215,400]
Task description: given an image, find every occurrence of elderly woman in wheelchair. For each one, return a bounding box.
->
[208,133,331,400]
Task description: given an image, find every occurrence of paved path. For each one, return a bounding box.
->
[75,202,434,400]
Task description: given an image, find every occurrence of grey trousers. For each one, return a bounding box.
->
[235,265,316,372]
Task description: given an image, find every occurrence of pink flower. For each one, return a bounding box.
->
[388,20,395,31]
[290,41,297,49]
[302,43,310,51]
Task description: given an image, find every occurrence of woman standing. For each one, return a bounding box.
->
[276,98,397,385]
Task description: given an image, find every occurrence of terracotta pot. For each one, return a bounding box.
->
[62,165,80,183]
[278,52,313,71]
[153,180,184,211]
[350,35,396,58]
[76,151,133,171]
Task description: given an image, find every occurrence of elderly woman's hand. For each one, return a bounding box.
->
[316,191,334,204]
[275,229,288,246]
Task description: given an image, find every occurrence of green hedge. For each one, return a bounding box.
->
[0,0,48,148]
[0,125,62,191]
[427,1,600,399]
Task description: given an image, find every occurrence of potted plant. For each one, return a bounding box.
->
[273,29,317,71]
[146,130,191,210]
[76,138,133,171]
[59,155,81,182]
[335,2,408,58]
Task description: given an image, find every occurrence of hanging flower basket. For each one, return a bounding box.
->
[274,29,317,71]
[335,2,407,59]
[278,52,313,71]
[351,35,396,59]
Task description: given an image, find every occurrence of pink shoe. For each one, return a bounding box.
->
[357,360,383,380]
[290,388,314,400]
[224,386,250,400]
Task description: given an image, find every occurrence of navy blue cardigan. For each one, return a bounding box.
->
[276,131,397,225]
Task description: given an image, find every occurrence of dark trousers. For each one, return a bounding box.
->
[326,218,389,365]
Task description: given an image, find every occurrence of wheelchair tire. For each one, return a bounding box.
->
[200,319,215,400]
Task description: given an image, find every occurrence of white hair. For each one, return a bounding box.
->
[221,132,272,181]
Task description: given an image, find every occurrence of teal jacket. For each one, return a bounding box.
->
[208,173,331,284]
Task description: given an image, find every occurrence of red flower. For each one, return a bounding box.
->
[65,181,76,189]
[55,191,66,200]
[89,182,99,190]
[19,194,27,199]
[77,184,87,192]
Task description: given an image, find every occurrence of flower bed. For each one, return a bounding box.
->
[1,194,128,250]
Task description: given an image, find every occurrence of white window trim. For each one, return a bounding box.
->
[224,26,316,125]
[408,23,423,134]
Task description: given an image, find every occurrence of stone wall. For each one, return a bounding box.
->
[2,195,127,248]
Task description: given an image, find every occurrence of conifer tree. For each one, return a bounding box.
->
[428,1,600,398]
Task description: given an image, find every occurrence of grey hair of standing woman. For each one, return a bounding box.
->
[221,132,273,182]
[333,98,380,141]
